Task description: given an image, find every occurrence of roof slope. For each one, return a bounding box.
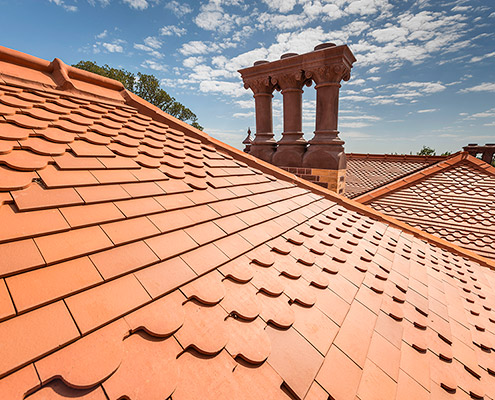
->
[345,153,447,198]
[358,153,495,261]
[1,47,495,400]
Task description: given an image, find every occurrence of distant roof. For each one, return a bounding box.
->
[1,46,495,400]
[357,152,495,260]
[345,153,447,198]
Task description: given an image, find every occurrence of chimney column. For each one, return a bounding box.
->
[271,70,308,167]
[302,63,351,170]
[243,76,276,163]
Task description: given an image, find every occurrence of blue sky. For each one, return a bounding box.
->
[1,0,494,154]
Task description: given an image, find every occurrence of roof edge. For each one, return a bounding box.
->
[346,152,449,162]
[355,152,495,204]
[121,94,495,270]
[0,46,125,103]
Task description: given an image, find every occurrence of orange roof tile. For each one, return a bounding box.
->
[345,153,447,198]
[1,45,495,400]
[358,152,495,260]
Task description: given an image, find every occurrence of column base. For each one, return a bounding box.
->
[302,143,346,170]
[249,143,277,163]
[303,130,346,169]
[272,135,307,167]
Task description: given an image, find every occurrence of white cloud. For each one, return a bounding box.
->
[179,39,237,56]
[102,42,123,52]
[340,115,381,121]
[87,0,110,5]
[452,5,471,12]
[95,30,107,39]
[134,43,163,58]
[179,41,212,56]
[369,26,408,43]
[144,36,162,49]
[344,0,392,16]
[460,83,495,93]
[417,109,437,113]
[49,0,77,12]
[194,0,247,33]
[233,111,255,118]
[470,108,495,118]
[470,51,495,63]
[141,60,168,72]
[262,0,296,13]
[123,0,148,10]
[165,1,193,17]
[340,122,371,128]
[160,25,187,36]
[199,80,246,97]
[183,56,206,68]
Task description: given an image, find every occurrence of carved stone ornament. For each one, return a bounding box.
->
[243,76,275,94]
[271,70,307,90]
[308,63,352,84]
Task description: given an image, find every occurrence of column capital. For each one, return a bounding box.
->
[306,63,352,85]
[271,69,309,91]
[243,76,275,94]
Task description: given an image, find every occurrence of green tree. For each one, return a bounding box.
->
[440,151,452,156]
[72,61,203,130]
[417,145,436,156]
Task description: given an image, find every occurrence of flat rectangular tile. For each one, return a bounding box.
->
[90,169,139,185]
[65,275,151,334]
[0,279,15,321]
[0,238,45,277]
[6,256,103,312]
[75,184,132,203]
[37,164,99,188]
[180,243,230,276]
[145,230,197,260]
[0,301,79,378]
[34,226,114,264]
[11,183,84,211]
[89,240,159,279]
[147,209,194,233]
[100,217,160,245]
[135,256,196,298]
[121,181,164,198]
[0,203,69,243]
[60,202,125,228]
[184,221,226,246]
[114,197,164,218]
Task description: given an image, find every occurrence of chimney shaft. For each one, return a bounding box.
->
[238,44,356,193]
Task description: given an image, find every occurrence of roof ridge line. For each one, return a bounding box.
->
[0,46,126,103]
[120,93,495,270]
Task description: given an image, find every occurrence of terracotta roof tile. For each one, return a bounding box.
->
[2,46,495,400]
[345,153,446,198]
[359,153,495,260]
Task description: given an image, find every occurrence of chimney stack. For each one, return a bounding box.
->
[238,43,356,194]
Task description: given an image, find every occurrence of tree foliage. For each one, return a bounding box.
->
[72,61,203,130]
[417,145,436,156]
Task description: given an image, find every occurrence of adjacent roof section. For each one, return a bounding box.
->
[358,152,495,260]
[2,46,495,400]
[345,153,447,198]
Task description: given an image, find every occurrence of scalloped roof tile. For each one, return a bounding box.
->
[1,46,495,400]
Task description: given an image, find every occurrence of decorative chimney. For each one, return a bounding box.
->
[463,143,495,164]
[238,43,356,194]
